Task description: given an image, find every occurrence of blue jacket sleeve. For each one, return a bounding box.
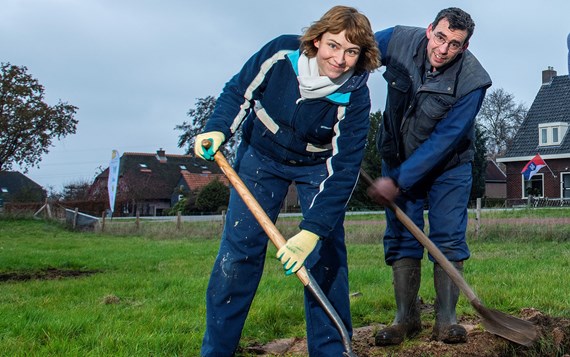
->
[396,88,486,191]
[375,27,394,65]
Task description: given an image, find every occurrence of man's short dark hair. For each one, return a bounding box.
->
[432,7,475,43]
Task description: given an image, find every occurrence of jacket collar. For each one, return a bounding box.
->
[287,49,369,104]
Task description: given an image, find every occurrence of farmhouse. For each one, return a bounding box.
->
[90,149,227,216]
[90,148,300,216]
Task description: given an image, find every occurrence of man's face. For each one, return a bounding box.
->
[425,18,468,69]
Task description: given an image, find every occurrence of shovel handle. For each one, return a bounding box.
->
[359,168,479,303]
[203,139,310,285]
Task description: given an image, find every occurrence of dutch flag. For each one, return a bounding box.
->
[521,154,546,180]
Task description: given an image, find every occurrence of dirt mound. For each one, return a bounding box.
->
[243,308,570,356]
[0,267,101,282]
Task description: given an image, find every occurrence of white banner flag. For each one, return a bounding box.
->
[108,149,120,214]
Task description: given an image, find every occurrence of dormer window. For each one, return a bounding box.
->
[539,122,568,146]
[139,163,148,168]
[179,165,187,170]
[1,187,8,193]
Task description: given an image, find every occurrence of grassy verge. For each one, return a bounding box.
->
[0,212,569,356]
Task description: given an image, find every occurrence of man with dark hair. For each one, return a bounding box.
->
[369,7,491,346]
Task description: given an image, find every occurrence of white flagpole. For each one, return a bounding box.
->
[544,162,557,178]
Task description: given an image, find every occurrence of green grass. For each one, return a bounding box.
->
[0,212,569,356]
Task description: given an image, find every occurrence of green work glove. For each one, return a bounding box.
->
[194,131,225,161]
[276,230,319,276]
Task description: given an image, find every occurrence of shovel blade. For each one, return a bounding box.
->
[473,302,539,346]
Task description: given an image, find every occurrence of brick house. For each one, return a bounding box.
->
[90,149,227,216]
[497,69,570,206]
[90,148,300,216]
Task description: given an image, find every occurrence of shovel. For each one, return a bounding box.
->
[359,168,538,346]
[203,140,357,357]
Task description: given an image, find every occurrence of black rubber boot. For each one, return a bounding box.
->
[374,258,422,346]
[432,261,468,344]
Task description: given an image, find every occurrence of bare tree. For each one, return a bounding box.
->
[175,96,241,163]
[61,179,92,201]
[477,88,528,160]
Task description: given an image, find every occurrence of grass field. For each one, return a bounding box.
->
[1,208,569,356]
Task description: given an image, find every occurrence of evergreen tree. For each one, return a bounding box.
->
[195,179,230,213]
[348,110,383,210]
[471,123,488,201]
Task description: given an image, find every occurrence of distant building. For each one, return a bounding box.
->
[90,149,227,216]
[497,68,570,206]
[484,160,507,199]
[0,171,46,205]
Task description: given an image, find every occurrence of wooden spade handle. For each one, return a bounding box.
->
[203,139,310,285]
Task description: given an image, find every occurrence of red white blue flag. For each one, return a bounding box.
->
[521,154,546,180]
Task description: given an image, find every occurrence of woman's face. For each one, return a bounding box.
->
[313,30,361,80]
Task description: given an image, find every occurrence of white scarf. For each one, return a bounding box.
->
[297,52,354,99]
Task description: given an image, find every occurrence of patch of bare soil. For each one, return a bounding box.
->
[0,267,101,282]
[243,308,570,357]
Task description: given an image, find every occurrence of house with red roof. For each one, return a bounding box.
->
[90,148,299,216]
[90,149,228,216]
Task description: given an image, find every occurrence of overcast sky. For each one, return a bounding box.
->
[2,0,569,192]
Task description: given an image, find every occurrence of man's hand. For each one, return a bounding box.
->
[367,177,399,205]
[276,230,319,276]
[194,131,225,161]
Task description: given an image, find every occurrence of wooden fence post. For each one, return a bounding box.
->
[475,198,481,238]
[101,211,106,232]
[46,199,52,219]
[176,211,182,230]
[135,212,140,231]
[33,198,52,219]
[73,208,79,230]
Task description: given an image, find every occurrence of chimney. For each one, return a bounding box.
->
[542,66,557,85]
[156,148,167,163]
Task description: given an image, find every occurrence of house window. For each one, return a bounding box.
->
[562,173,570,199]
[522,173,544,198]
[179,165,187,170]
[538,122,568,146]
[1,187,8,193]
[139,163,148,168]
